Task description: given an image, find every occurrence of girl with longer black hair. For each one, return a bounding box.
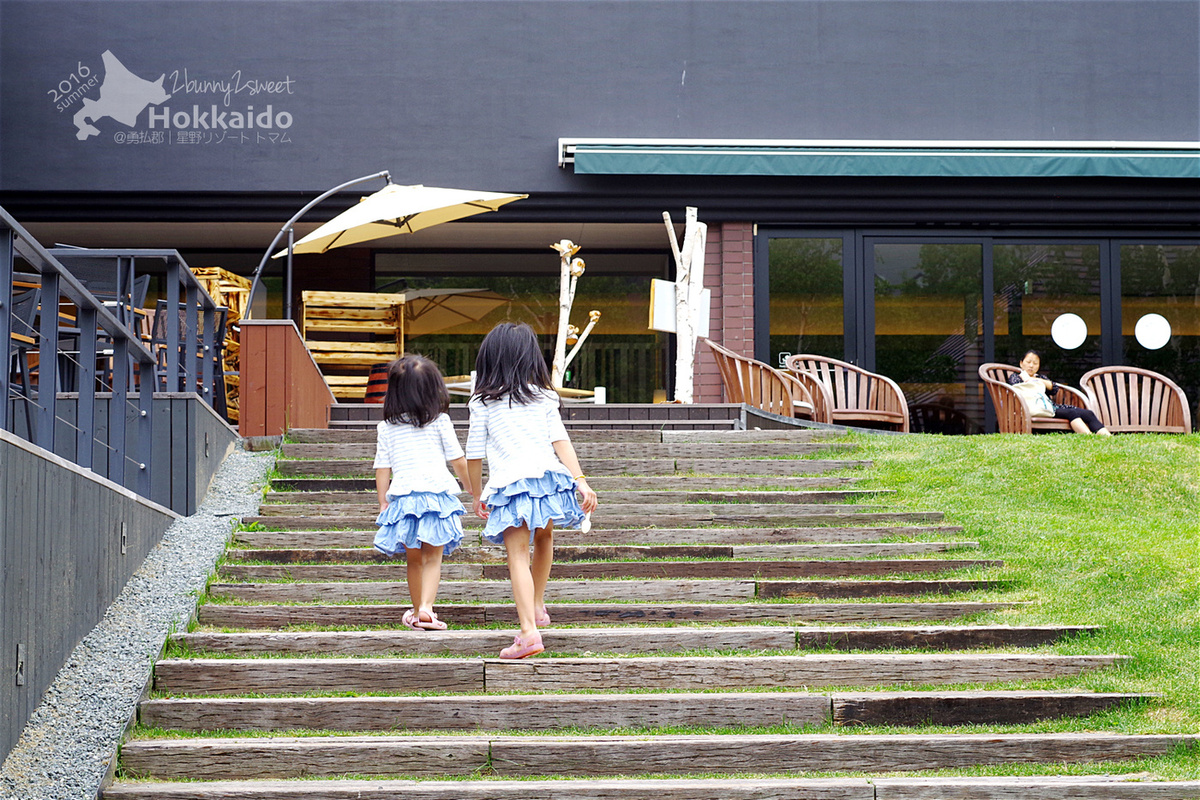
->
[466,322,599,659]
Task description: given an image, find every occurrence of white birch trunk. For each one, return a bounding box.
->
[670,208,707,403]
[551,240,582,388]
[563,310,601,371]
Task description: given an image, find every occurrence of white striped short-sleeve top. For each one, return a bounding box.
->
[465,388,571,500]
[372,413,465,499]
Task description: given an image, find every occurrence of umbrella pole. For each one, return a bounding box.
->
[284,227,294,320]
[245,170,391,320]
[397,305,405,356]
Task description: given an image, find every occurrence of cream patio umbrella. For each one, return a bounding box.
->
[274,183,529,257]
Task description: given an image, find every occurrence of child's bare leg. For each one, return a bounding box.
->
[1070,417,1091,434]
[531,523,555,615]
[418,543,444,615]
[405,546,426,611]
[502,525,538,638]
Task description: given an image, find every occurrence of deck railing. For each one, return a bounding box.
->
[2,207,222,498]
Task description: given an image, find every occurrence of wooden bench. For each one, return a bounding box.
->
[785,354,909,432]
[300,291,403,400]
[978,363,1093,434]
[704,339,821,421]
[1080,366,1192,434]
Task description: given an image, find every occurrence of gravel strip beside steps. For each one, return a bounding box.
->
[0,446,274,800]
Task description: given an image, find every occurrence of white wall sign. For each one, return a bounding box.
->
[648,278,711,338]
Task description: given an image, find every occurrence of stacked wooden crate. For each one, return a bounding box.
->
[299,290,403,400]
[190,267,251,422]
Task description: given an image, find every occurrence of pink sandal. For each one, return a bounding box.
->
[535,607,551,628]
[499,633,544,659]
[401,609,420,630]
[415,610,448,631]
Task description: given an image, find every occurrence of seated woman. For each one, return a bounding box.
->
[1008,350,1111,436]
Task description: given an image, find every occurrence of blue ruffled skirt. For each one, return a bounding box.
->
[481,471,586,545]
[374,491,465,557]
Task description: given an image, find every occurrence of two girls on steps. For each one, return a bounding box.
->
[371,324,598,657]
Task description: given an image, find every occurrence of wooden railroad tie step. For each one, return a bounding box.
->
[326,419,748,432]
[278,442,856,460]
[114,732,1197,781]
[152,653,1127,696]
[255,501,890,516]
[285,427,844,444]
[270,475,866,492]
[172,625,1100,656]
[139,690,1147,733]
[102,775,1200,799]
[207,578,1007,604]
[233,525,966,549]
[218,559,999,583]
[273,458,874,477]
[225,542,979,564]
[197,601,1022,629]
[261,488,891,505]
[240,510,946,530]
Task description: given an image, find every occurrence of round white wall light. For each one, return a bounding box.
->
[1050,313,1088,350]
[1134,313,1172,350]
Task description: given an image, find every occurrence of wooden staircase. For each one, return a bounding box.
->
[104,410,1200,798]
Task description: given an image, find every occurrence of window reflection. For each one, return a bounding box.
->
[874,243,983,435]
[1120,244,1200,425]
[994,244,1102,386]
[768,238,843,369]
[373,255,667,403]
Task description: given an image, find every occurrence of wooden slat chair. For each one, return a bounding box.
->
[978,363,1092,434]
[1080,366,1192,434]
[786,367,833,424]
[785,354,910,432]
[703,339,820,421]
[300,291,403,400]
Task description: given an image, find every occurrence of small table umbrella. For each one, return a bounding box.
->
[394,287,508,351]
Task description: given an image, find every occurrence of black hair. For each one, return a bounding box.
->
[472,322,552,406]
[382,354,450,427]
[1022,349,1043,361]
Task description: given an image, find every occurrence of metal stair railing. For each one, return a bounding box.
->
[1,207,222,499]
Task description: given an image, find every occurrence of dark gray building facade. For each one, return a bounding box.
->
[3,0,1199,427]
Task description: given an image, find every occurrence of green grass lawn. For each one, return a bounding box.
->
[842,431,1200,737]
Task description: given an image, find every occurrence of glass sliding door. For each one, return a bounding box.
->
[993,243,1103,389]
[871,241,984,434]
[766,236,846,369]
[1119,243,1200,424]
[756,230,1199,434]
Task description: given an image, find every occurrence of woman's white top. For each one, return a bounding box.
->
[465,387,571,500]
[373,413,464,498]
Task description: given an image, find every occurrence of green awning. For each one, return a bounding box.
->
[564,141,1200,179]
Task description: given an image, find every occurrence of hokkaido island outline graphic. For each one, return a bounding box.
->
[72,50,170,140]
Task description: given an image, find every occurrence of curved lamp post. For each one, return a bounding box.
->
[244,170,392,320]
